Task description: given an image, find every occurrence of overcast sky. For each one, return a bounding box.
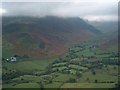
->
[1,0,119,21]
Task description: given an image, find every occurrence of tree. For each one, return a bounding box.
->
[113,66,117,69]
[94,79,98,83]
[14,54,19,57]
[48,80,52,84]
[76,72,81,77]
[21,78,24,81]
[91,70,96,75]
[39,82,44,90]
[68,78,76,83]
[86,77,90,82]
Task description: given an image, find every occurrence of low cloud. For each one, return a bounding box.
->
[84,15,118,22]
[1,1,118,21]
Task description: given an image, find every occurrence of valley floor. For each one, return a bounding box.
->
[2,41,119,89]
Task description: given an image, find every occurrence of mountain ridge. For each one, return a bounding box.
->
[2,16,102,59]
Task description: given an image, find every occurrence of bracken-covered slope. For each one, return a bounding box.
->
[2,16,101,59]
[87,20,118,51]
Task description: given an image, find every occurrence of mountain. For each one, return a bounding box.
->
[87,21,118,33]
[2,16,101,59]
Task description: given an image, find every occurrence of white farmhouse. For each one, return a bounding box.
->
[10,57,17,62]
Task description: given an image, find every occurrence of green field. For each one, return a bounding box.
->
[78,67,118,83]
[2,41,119,88]
[3,58,55,73]
[4,83,40,88]
[52,73,75,82]
[61,83,116,88]
[44,82,62,88]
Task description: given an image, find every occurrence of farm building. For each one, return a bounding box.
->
[10,57,17,62]
[3,57,17,62]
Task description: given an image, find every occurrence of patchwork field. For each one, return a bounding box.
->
[2,41,119,89]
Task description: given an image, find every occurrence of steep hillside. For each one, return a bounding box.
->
[2,16,101,59]
[86,21,118,51]
[93,29,118,51]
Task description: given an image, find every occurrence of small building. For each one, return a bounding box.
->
[10,57,17,62]
[6,58,10,62]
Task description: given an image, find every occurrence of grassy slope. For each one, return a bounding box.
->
[4,83,40,88]
[3,58,55,74]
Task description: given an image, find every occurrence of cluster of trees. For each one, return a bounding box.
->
[101,58,118,65]
[68,78,76,83]
[3,71,23,80]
